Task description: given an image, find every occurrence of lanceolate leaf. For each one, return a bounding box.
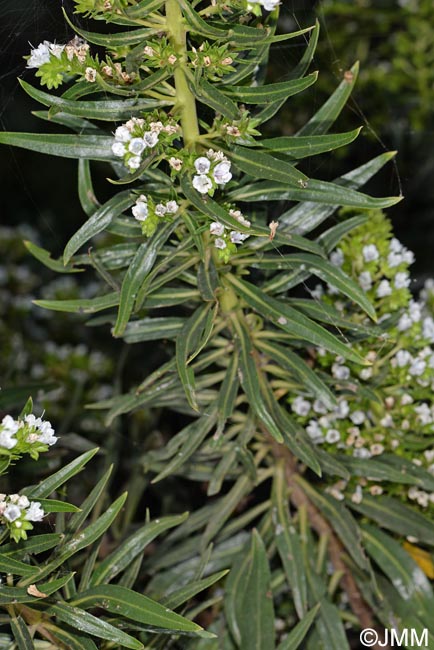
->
[64,192,134,264]
[23,240,83,274]
[226,274,366,364]
[225,530,275,649]
[19,80,172,120]
[228,145,308,186]
[10,615,34,650]
[113,221,176,336]
[23,448,99,499]
[71,584,209,635]
[45,602,143,650]
[34,293,119,314]
[273,465,308,618]
[190,78,240,120]
[0,132,114,161]
[223,73,318,105]
[297,61,359,136]
[277,604,320,650]
[261,128,362,159]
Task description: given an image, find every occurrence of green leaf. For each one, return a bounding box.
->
[226,274,366,364]
[225,530,275,649]
[10,615,34,650]
[72,584,209,635]
[34,292,119,315]
[24,448,99,499]
[252,253,376,320]
[113,221,176,336]
[162,570,229,609]
[231,316,283,443]
[224,72,317,105]
[296,476,369,570]
[216,349,239,437]
[0,132,115,161]
[151,411,218,484]
[37,498,80,513]
[315,600,350,650]
[276,604,320,650]
[63,18,160,47]
[0,573,74,605]
[350,496,434,546]
[91,514,188,586]
[44,626,98,650]
[256,339,336,410]
[78,159,100,217]
[176,303,214,411]
[19,79,172,120]
[273,465,307,618]
[122,316,185,343]
[46,602,143,649]
[362,525,433,614]
[0,555,36,577]
[298,61,359,136]
[228,24,314,48]
[64,191,134,264]
[229,145,307,186]
[66,466,113,536]
[190,78,240,120]
[178,0,225,38]
[339,454,434,491]
[0,534,62,557]
[261,128,361,159]
[23,240,82,274]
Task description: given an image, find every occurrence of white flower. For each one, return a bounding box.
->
[230,231,249,244]
[115,126,132,142]
[362,244,379,262]
[335,400,350,419]
[85,67,97,83]
[149,121,164,133]
[351,486,363,504]
[49,43,65,59]
[212,161,232,185]
[128,138,146,155]
[330,249,344,267]
[230,209,251,228]
[143,131,159,148]
[2,415,19,435]
[403,249,415,264]
[193,175,213,194]
[359,367,373,380]
[388,251,404,268]
[325,429,340,444]
[397,313,412,331]
[3,505,21,522]
[395,272,410,289]
[132,199,148,222]
[310,285,324,299]
[210,222,225,236]
[165,201,179,214]
[17,496,29,508]
[415,403,432,425]
[350,411,365,425]
[409,300,422,322]
[25,502,45,522]
[401,393,413,405]
[111,142,126,157]
[0,429,17,449]
[154,203,167,217]
[128,156,142,170]
[353,448,371,459]
[306,420,324,443]
[332,363,350,380]
[409,358,426,376]
[27,41,52,68]
[376,279,392,298]
[394,350,412,367]
[358,271,372,291]
[38,424,57,446]
[422,317,434,341]
[292,396,311,417]
[311,401,326,415]
[194,157,211,175]
[214,238,227,250]
[370,444,385,456]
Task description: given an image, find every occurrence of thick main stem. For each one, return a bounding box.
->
[165,0,200,148]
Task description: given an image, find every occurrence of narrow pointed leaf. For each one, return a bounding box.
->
[277,604,320,650]
[224,73,317,105]
[34,293,119,314]
[23,241,82,274]
[23,448,99,499]
[0,132,115,161]
[261,128,361,159]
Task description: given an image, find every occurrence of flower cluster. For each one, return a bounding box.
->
[26,37,94,89]
[209,208,251,262]
[187,42,236,81]
[0,412,57,460]
[192,151,232,196]
[288,211,434,513]
[131,194,179,237]
[0,494,45,543]
[112,115,180,172]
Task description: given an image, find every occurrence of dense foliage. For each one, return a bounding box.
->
[0,1,433,648]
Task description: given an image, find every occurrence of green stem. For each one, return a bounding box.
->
[165,0,200,148]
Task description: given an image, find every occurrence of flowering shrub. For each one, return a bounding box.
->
[1,0,433,648]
